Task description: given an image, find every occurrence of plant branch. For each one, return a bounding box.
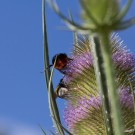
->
[100,32,124,135]
[90,35,114,135]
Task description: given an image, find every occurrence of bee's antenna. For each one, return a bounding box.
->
[47,64,53,69]
[40,64,53,73]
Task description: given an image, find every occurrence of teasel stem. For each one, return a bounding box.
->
[42,0,64,134]
[90,36,114,135]
[128,77,135,132]
[99,31,124,135]
[48,60,64,135]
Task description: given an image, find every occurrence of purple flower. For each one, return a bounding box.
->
[63,52,93,83]
[62,36,135,100]
[61,36,135,134]
[64,88,134,134]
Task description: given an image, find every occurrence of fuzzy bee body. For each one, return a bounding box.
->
[49,53,72,98]
[55,79,68,99]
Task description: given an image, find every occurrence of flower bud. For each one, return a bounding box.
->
[81,0,119,26]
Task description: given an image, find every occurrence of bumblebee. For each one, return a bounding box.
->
[54,79,68,99]
[48,53,71,98]
[49,53,72,74]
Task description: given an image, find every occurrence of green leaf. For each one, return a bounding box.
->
[47,0,93,34]
[114,17,135,30]
[42,0,64,134]
[113,0,133,23]
[68,10,78,47]
[42,0,51,87]
[48,57,65,135]
[39,125,47,135]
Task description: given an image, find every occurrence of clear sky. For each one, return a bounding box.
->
[0,0,135,135]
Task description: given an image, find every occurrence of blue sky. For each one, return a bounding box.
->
[0,0,135,134]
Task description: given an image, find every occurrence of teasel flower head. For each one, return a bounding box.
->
[64,88,134,135]
[61,35,135,135]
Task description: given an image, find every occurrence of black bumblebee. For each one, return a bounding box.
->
[54,79,68,99]
[49,53,72,74]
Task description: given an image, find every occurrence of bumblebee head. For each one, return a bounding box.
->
[52,53,69,70]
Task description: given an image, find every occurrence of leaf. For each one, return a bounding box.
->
[47,0,93,34]
[42,0,64,134]
[39,125,47,135]
[48,57,65,135]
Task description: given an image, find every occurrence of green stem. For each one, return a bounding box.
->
[100,32,124,135]
[90,36,114,135]
[48,63,64,135]
[42,0,64,134]
[128,77,135,132]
